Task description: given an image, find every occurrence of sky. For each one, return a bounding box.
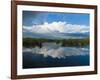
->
[22,11,90,39]
[23,11,89,26]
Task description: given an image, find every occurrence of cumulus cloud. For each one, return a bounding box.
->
[23,42,89,59]
[23,21,89,34]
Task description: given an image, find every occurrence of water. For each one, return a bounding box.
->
[23,42,89,69]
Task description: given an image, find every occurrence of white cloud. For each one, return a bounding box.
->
[23,21,89,34]
[23,42,89,59]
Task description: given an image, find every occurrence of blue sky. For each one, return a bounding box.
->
[23,11,90,26]
[23,11,90,39]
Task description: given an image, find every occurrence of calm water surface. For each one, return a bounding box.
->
[23,43,89,69]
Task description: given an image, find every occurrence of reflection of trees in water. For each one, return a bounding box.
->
[42,42,61,49]
[23,42,89,59]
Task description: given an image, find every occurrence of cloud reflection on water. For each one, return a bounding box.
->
[23,42,89,59]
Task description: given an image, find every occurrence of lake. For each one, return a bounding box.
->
[23,42,89,69]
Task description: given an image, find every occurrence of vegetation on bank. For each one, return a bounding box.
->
[23,38,89,48]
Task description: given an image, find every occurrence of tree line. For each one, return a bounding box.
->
[23,38,89,48]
